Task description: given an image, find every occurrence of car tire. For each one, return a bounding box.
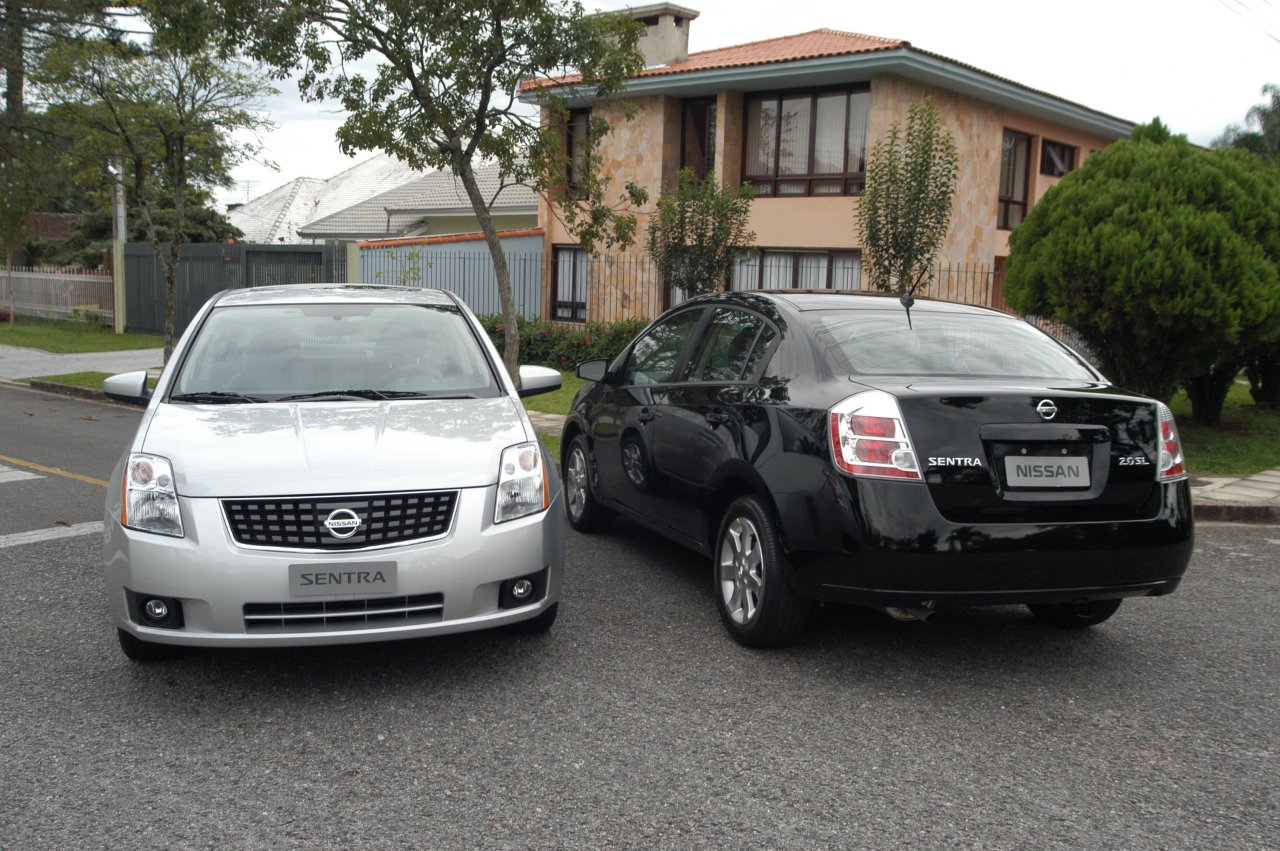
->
[563,435,615,532]
[116,627,180,662]
[505,602,558,634]
[1027,598,1122,628]
[714,495,811,648]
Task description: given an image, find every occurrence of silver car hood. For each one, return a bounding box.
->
[141,398,530,498]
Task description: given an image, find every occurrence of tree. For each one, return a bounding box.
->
[161,0,649,380]
[857,97,958,298]
[1212,83,1280,161]
[37,39,273,359]
[1216,84,1280,408]
[1004,119,1280,424]
[646,167,755,297]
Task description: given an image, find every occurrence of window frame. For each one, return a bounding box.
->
[998,129,1032,230]
[681,97,717,180]
[732,249,862,291]
[564,107,591,196]
[551,245,588,323]
[618,307,707,386]
[1039,139,1077,177]
[741,84,871,198]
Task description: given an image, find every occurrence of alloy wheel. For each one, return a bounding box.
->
[718,515,764,625]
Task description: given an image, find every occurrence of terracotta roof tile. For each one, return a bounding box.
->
[520,28,906,91]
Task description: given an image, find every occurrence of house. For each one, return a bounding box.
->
[297,161,537,242]
[229,155,536,245]
[228,153,421,244]
[521,4,1132,322]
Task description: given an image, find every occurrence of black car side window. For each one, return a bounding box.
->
[683,308,775,382]
[620,310,703,385]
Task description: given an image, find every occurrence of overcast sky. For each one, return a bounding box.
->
[218,0,1280,209]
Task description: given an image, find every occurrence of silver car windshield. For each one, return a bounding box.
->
[811,311,1098,381]
[171,303,500,400]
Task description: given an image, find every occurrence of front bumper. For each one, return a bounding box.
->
[776,475,1194,607]
[104,485,564,647]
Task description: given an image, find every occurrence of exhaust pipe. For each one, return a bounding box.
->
[883,603,936,622]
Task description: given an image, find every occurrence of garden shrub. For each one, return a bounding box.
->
[479,315,649,371]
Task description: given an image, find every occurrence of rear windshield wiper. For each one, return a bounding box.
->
[273,389,479,402]
[169,391,268,404]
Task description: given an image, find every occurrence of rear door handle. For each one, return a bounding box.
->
[704,410,729,427]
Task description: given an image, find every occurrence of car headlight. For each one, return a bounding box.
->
[123,453,184,537]
[495,442,548,523]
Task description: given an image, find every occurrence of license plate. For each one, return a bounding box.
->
[1004,456,1089,487]
[289,562,397,596]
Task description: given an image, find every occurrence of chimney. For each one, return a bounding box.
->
[628,4,699,67]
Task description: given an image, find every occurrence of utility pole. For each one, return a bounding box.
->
[112,160,126,333]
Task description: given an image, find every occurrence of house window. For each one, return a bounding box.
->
[743,87,870,197]
[1040,140,1076,177]
[682,98,717,179]
[565,108,591,195]
[553,246,588,322]
[998,129,1031,230]
[732,250,862,290]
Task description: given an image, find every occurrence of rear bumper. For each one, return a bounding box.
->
[777,475,1194,606]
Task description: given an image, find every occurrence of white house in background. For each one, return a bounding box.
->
[297,161,537,242]
[228,155,537,245]
[228,154,420,244]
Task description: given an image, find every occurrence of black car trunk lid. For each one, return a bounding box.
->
[895,383,1163,523]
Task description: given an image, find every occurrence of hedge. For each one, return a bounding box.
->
[479,315,650,370]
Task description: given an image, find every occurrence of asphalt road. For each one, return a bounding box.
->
[1,384,1277,849]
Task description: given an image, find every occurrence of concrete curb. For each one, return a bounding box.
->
[26,379,107,402]
[1192,501,1280,524]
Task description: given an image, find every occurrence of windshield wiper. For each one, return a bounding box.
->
[169,391,267,404]
[273,389,479,402]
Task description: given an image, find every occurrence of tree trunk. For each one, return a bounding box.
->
[1246,346,1280,407]
[1185,362,1241,427]
[2,0,25,268]
[453,152,521,383]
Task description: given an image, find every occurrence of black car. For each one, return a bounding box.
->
[561,291,1193,647]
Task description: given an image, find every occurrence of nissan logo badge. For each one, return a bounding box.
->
[1036,399,1058,421]
[323,508,362,539]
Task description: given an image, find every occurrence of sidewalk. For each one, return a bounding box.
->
[3,345,1276,523]
[0,343,164,382]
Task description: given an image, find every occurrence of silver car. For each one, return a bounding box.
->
[102,284,564,661]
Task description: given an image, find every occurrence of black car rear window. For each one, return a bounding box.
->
[810,310,1097,380]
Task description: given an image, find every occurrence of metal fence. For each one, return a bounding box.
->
[0,267,114,323]
[124,243,349,335]
[362,248,543,319]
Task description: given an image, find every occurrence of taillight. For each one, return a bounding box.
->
[830,390,922,480]
[1157,402,1187,482]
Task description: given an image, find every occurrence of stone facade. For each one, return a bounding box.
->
[543,72,1120,322]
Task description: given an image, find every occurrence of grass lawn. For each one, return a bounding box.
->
[521,371,586,416]
[23,371,158,391]
[0,316,160,353]
[1169,382,1280,477]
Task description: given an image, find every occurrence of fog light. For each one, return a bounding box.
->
[126,590,184,629]
[499,569,548,610]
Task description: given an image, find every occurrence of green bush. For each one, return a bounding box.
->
[479,315,649,370]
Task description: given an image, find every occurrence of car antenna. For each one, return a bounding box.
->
[898,289,915,330]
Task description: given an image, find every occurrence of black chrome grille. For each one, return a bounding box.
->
[222,491,458,550]
[243,593,444,633]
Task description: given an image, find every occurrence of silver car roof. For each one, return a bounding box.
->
[215,284,456,308]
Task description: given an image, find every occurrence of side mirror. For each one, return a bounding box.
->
[517,364,563,398]
[103,371,152,406]
[576,359,608,382]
